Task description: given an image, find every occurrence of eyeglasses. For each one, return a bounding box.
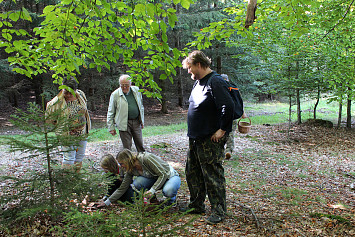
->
[121,84,130,88]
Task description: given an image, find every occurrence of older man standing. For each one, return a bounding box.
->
[107,74,145,152]
[181,51,234,224]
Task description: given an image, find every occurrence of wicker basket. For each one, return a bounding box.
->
[238,117,251,134]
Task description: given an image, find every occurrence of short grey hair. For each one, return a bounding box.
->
[119,74,131,85]
[221,74,229,82]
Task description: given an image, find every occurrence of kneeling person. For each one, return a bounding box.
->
[98,149,181,207]
[99,154,134,203]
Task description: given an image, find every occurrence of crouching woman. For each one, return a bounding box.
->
[98,149,180,207]
[100,154,134,203]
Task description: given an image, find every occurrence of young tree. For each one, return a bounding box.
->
[0,99,105,223]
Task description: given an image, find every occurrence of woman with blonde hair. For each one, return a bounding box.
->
[98,149,180,207]
[99,154,134,203]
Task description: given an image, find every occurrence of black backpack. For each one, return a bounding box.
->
[227,81,244,119]
[208,72,244,120]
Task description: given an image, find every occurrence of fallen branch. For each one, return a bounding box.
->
[344,172,355,180]
[237,202,261,228]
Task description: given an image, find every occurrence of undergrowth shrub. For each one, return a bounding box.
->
[54,193,196,237]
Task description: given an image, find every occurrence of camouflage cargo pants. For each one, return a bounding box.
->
[225,120,237,154]
[186,135,227,217]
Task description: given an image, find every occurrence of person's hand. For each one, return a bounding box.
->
[242,112,247,119]
[96,200,106,208]
[211,129,225,142]
[144,190,153,199]
[109,130,117,136]
[141,124,144,129]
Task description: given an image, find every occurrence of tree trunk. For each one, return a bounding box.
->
[173,24,183,108]
[295,60,301,124]
[8,90,19,107]
[337,96,342,128]
[346,95,351,128]
[216,55,222,74]
[32,75,44,107]
[160,82,168,113]
[245,0,257,28]
[177,67,183,107]
[288,94,292,138]
[313,86,320,119]
[296,89,301,124]
[158,72,168,114]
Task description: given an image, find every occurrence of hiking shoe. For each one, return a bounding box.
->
[179,206,205,214]
[225,152,231,159]
[206,214,224,224]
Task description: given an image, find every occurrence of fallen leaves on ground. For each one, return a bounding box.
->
[1,123,354,236]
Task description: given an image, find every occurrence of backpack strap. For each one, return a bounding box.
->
[228,86,239,91]
[204,71,219,91]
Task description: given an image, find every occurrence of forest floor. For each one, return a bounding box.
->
[0,106,354,236]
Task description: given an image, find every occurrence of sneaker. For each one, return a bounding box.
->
[179,206,205,214]
[225,152,231,159]
[206,214,224,224]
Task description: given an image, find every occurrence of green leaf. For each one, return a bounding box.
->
[21,7,32,21]
[160,21,167,33]
[172,48,180,59]
[159,74,167,80]
[167,12,177,28]
[9,12,20,21]
[43,5,55,14]
[180,0,190,9]
[162,34,167,43]
[134,4,145,16]
[13,40,23,49]
[146,3,155,18]
[2,32,12,41]
[115,2,127,10]
[61,0,72,5]
[151,22,160,34]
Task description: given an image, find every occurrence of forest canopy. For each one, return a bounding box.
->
[0,0,354,125]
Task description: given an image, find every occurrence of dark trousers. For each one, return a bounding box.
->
[186,135,227,217]
[107,174,134,203]
[119,118,145,152]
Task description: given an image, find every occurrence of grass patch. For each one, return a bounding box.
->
[88,123,187,142]
[297,173,310,179]
[143,123,187,137]
[226,158,241,170]
[310,212,351,225]
[0,123,188,143]
[150,142,172,149]
[279,187,308,203]
[246,98,354,125]
[229,180,267,194]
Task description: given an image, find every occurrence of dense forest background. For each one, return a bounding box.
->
[0,0,354,126]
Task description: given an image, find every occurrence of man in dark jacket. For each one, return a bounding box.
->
[181,50,234,224]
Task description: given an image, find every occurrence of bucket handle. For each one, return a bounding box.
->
[238,117,251,126]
